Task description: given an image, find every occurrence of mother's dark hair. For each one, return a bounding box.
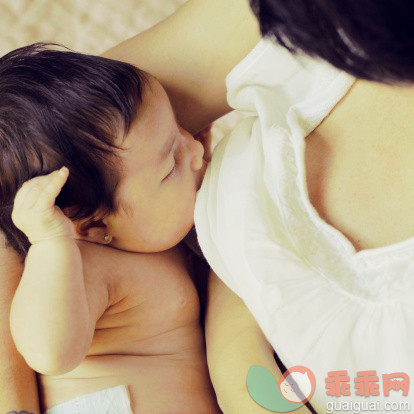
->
[250,0,414,83]
[0,43,147,257]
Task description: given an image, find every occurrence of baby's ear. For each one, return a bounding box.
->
[73,216,109,245]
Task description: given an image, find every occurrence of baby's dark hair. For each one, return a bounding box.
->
[250,0,414,83]
[0,42,147,257]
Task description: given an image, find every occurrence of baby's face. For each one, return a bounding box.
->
[103,76,207,252]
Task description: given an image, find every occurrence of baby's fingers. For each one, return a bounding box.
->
[12,168,74,242]
[14,167,69,212]
[43,167,69,205]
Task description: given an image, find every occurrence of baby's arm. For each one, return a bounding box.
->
[10,168,108,376]
[206,271,312,413]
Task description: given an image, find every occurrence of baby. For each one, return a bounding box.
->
[0,43,220,413]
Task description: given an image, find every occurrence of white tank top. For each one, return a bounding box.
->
[195,38,414,413]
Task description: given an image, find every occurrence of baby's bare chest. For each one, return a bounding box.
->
[89,248,202,356]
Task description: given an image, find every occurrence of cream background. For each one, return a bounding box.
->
[0,0,241,141]
[0,0,186,55]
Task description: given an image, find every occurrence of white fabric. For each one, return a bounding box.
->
[44,385,133,414]
[195,38,414,413]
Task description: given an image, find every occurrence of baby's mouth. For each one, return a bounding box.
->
[196,160,208,191]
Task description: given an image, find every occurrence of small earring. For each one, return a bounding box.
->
[104,234,112,244]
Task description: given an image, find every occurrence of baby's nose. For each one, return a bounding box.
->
[190,138,205,171]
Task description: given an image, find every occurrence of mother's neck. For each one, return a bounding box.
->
[316,79,414,147]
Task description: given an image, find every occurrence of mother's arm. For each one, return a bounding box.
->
[0,234,40,414]
[103,0,261,134]
[206,271,313,413]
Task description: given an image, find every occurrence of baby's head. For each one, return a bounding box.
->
[0,43,206,257]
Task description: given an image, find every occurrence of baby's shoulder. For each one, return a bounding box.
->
[76,241,194,309]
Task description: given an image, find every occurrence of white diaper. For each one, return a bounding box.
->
[43,385,133,414]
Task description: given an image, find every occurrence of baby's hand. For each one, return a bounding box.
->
[12,167,75,244]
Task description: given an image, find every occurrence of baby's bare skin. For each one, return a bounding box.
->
[39,242,221,413]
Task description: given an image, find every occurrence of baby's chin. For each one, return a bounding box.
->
[143,220,196,253]
[109,201,196,253]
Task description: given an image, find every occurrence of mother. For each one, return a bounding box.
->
[2,0,414,412]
